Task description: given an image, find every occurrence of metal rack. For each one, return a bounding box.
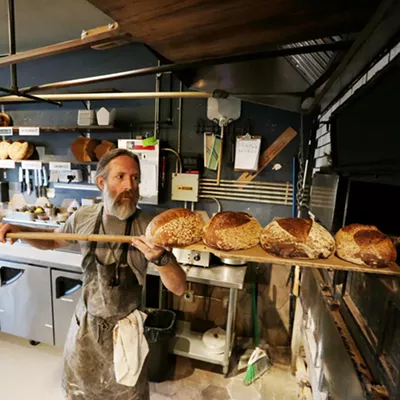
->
[147,263,246,375]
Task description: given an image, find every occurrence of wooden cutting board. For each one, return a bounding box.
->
[237,127,297,182]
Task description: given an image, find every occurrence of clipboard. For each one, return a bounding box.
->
[234,133,261,171]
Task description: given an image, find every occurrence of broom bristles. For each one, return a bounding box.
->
[243,352,272,386]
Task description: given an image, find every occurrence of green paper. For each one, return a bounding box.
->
[142,136,157,147]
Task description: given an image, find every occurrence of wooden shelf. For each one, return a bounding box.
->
[184,242,400,276]
[8,126,119,134]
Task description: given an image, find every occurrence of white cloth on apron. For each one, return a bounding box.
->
[114,310,149,387]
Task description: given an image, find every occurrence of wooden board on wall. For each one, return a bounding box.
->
[237,126,297,182]
[184,242,400,276]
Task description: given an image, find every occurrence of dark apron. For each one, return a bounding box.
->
[62,207,149,400]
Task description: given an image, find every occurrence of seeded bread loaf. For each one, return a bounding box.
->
[146,208,205,247]
[202,212,262,250]
[260,218,335,259]
[335,224,396,268]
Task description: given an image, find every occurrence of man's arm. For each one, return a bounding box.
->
[132,235,187,296]
[0,223,69,250]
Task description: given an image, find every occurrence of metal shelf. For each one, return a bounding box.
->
[170,320,234,366]
[2,217,61,229]
[9,126,119,134]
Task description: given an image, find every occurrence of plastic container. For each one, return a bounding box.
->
[144,309,176,382]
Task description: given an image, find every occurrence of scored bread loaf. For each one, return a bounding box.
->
[71,137,101,162]
[335,224,396,268]
[0,140,11,160]
[94,140,116,161]
[260,218,335,259]
[202,212,262,250]
[146,208,205,247]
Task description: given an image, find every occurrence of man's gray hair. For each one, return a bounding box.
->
[95,148,141,183]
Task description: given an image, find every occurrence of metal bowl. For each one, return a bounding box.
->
[219,257,247,266]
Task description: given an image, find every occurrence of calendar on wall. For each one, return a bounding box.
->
[234,135,261,171]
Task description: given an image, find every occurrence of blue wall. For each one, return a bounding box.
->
[0,43,301,226]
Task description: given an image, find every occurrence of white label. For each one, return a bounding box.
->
[21,161,42,170]
[0,160,15,168]
[0,127,13,136]
[19,127,40,136]
[49,162,71,171]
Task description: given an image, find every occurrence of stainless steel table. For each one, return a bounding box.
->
[147,263,247,375]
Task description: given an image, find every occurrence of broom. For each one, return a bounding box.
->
[243,281,272,385]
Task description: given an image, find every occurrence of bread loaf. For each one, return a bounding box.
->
[0,113,11,127]
[146,208,205,247]
[0,140,11,160]
[94,140,116,161]
[202,212,262,250]
[71,137,101,162]
[8,141,29,160]
[335,224,396,268]
[260,218,335,259]
[24,143,34,159]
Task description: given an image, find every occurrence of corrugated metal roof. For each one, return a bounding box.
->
[282,36,344,84]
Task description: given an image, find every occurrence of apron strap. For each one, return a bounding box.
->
[89,206,104,254]
[119,209,140,265]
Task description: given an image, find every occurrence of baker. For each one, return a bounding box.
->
[0,148,187,399]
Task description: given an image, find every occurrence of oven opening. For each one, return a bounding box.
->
[345,179,400,239]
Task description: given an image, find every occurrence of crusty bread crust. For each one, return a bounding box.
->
[0,140,11,160]
[202,212,262,250]
[335,224,396,268]
[146,208,205,247]
[8,141,29,160]
[260,218,335,259]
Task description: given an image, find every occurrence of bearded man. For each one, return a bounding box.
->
[0,149,186,399]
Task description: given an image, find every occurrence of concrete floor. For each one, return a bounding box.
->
[0,332,299,399]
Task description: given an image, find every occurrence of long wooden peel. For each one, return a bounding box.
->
[6,232,139,244]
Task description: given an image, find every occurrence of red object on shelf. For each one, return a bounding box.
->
[134,145,156,150]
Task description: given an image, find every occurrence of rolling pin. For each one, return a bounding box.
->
[6,232,140,243]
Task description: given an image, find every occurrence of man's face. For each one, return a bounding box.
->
[97,155,140,220]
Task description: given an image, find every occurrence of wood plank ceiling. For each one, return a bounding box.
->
[87,0,380,63]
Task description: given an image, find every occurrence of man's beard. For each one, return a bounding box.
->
[103,185,138,220]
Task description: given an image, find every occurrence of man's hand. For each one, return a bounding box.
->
[0,223,20,245]
[131,235,171,262]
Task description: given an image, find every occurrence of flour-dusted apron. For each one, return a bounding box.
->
[62,208,149,400]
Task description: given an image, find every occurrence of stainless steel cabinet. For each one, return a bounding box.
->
[51,269,82,347]
[0,260,53,345]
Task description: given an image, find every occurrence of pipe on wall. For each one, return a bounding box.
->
[161,148,183,173]
[0,91,212,103]
[176,81,183,173]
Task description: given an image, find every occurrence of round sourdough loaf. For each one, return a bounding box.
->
[335,224,396,268]
[202,211,262,250]
[8,141,29,160]
[260,218,335,259]
[0,140,11,159]
[146,208,205,247]
[24,143,34,159]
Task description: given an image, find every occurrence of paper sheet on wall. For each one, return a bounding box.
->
[139,164,157,197]
[234,137,261,171]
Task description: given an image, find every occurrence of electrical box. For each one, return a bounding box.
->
[171,173,199,202]
[172,248,211,267]
[118,139,159,205]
